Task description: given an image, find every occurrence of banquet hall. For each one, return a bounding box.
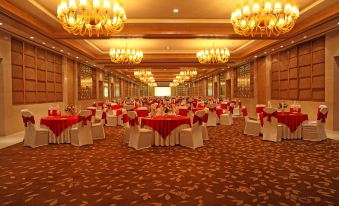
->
[0,0,338,205]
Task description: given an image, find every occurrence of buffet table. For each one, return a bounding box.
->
[141,115,191,146]
[40,116,78,144]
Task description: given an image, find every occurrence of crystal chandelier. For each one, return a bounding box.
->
[179,68,197,78]
[110,47,143,64]
[231,0,299,37]
[196,48,230,64]
[57,0,127,37]
[134,70,156,86]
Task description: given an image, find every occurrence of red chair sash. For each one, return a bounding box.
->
[228,106,234,114]
[193,115,203,125]
[22,116,35,127]
[317,111,327,123]
[78,116,91,126]
[209,108,216,112]
[102,112,107,124]
[129,117,139,127]
[262,111,278,122]
[122,114,129,123]
[242,108,248,116]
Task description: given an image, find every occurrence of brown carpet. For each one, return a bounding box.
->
[0,118,338,206]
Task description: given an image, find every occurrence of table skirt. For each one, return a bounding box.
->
[143,124,190,146]
[280,124,302,140]
[48,128,72,143]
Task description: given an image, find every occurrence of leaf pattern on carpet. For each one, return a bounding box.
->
[0,118,338,205]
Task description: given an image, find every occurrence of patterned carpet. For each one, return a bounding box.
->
[0,118,338,206]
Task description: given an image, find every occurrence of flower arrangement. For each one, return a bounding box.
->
[278,101,288,111]
[65,104,76,115]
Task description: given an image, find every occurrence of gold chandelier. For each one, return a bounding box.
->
[231,0,299,37]
[57,0,127,37]
[110,47,143,64]
[196,48,230,64]
[134,70,156,85]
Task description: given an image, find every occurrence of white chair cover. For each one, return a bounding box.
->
[262,107,282,142]
[92,108,106,140]
[206,103,217,127]
[127,111,153,150]
[70,110,93,146]
[21,109,49,148]
[243,106,261,136]
[302,105,328,141]
[180,110,204,149]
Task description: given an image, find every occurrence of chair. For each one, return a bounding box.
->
[21,109,49,148]
[200,112,209,140]
[262,107,281,142]
[302,105,328,141]
[91,108,106,140]
[106,109,118,127]
[117,108,127,126]
[243,106,261,136]
[95,109,103,122]
[70,110,93,146]
[180,110,204,149]
[127,111,153,150]
[206,103,217,127]
[219,109,233,125]
[233,104,241,116]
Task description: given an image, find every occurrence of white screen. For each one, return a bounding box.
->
[154,87,171,97]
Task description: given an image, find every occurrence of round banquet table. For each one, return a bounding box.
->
[141,115,191,146]
[260,112,308,140]
[277,112,308,140]
[40,116,78,144]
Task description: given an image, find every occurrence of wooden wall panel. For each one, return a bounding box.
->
[11,37,63,105]
[271,36,325,101]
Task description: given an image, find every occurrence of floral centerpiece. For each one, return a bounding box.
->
[278,101,288,112]
[65,104,76,115]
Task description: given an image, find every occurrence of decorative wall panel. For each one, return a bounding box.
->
[271,37,325,101]
[11,37,62,105]
[78,64,96,100]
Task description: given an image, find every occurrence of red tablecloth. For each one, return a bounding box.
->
[256,106,265,114]
[260,112,308,132]
[178,108,189,116]
[136,109,149,117]
[220,103,228,109]
[40,116,78,136]
[141,115,191,139]
[87,107,96,116]
[116,109,123,116]
[111,105,120,110]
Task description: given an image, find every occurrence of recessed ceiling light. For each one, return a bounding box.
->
[52,46,55,49]
[76,56,79,59]
[94,64,96,66]
[264,52,267,54]
[60,49,63,52]
[173,8,179,13]
[0,22,3,26]
[337,22,339,25]
[291,41,295,44]
[280,45,284,48]
[254,55,258,58]
[272,48,275,51]
[29,36,34,39]
[86,60,88,63]
[303,35,307,39]
[42,42,46,45]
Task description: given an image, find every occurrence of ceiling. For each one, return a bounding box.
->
[0,0,338,83]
